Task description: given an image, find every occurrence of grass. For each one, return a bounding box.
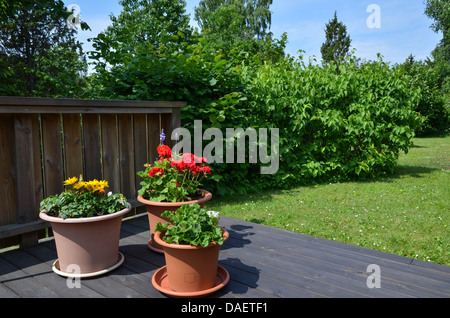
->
[208,136,450,266]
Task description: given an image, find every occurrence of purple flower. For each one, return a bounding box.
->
[160,129,166,145]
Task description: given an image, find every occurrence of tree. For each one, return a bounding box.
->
[424,0,449,44]
[193,0,284,63]
[424,0,449,66]
[104,0,192,48]
[89,0,193,74]
[87,0,243,102]
[194,0,273,40]
[320,11,351,69]
[398,55,449,136]
[0,0,89,97]
[424,0,450,118]
[196,2,252,49]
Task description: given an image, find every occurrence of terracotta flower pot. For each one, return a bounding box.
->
[39,203,131,277]
[152,227,229,297]
[137,189,212,253]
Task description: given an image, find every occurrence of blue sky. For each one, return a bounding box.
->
[64,0,442,66]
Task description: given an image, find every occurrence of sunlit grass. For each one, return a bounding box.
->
[209,136,449,266]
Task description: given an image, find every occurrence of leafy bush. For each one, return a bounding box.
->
[155,203,224,247]
[230,55,423,188]
[89,33,243,105]
[396,59,449,136]
[88,29,423,196]
[181,54,423,195]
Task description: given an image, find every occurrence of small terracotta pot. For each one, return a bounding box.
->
[39,203,131,276]
[137,189,212,253]
[153,227,229,293]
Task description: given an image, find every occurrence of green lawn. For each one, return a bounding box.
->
[208,136,450,266]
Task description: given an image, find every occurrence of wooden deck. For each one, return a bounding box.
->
[1,213,449,299]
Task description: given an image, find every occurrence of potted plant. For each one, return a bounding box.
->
[151,203,229,297]
[39,176,131,277]
[137,131,213,253]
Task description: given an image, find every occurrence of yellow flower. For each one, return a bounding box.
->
[64,177,78,186]
[83,181,93,192]
[73,181,85,190]
[83,179,109,193]
[97,180,109,191]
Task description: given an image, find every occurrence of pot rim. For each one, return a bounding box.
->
[39,202,132,224]
[137,189,212,207]
[154,227,229,250]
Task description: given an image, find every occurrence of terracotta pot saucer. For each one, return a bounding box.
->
[52,252,125,278]
[148,239,164,254]
[152,265,230,298]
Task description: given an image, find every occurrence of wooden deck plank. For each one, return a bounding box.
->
[0,214,449,298]
[0,282,18,298]
[221,239,399,298]
[2,248,103,298]
[219,216,450,279]
[125,214,450,298]
[0,253,60,298]
[219,217,450,298]
[222,232,422,298]
[35,239,155,298]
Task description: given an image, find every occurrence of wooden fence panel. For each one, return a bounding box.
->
[31,114,44,213]
[160,113,172,147]
[0,114,17,227]
[133,114,148,192]
[41,114,64,197]
[0,97,185,249]
[82,114,102,181]
[101,114,120,193]
[147,114,160,163]
[13,114,41,247]
[118,113,135,199]
[63,113,83,180]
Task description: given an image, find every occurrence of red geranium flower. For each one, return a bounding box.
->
[171,158,188,171]
[200,166,211,174]
[137,144,213,202]
[157,145,172,159]
[148,167,164,177]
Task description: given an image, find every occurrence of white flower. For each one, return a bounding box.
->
[107,191,112,197]
[206,211,219,219]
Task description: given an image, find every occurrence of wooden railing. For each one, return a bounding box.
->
[0,96,185,249]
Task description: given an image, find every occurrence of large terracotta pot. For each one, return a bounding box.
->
[137,189,212,253]
[39,203,131,277]
[152,227,229,297]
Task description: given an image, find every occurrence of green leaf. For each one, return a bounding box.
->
[209,78,218,86]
